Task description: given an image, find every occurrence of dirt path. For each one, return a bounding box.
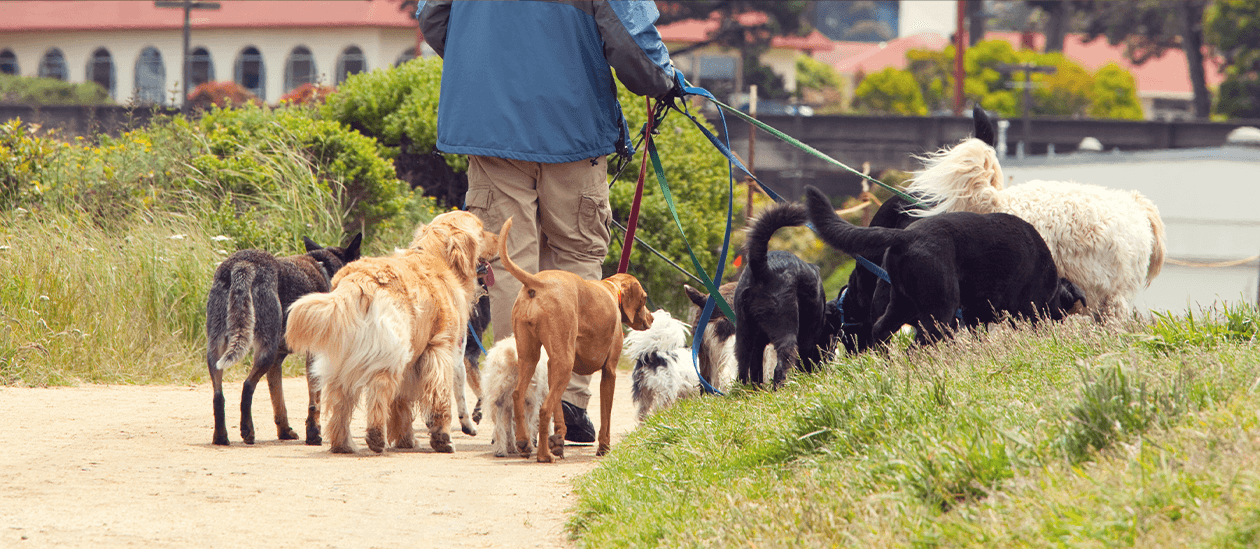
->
[0,376,638,548]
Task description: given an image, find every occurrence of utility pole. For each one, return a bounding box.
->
[155,0,221,111]
[997,62,1055,155]
[953,0,966,115]
[747,85,757,219]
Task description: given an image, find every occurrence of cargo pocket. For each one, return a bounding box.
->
[577,194,612,257]
[464,187,498,228]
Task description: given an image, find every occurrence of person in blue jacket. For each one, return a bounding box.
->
[417,0,683,444]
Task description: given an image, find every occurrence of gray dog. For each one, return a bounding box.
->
[205,233,361,446]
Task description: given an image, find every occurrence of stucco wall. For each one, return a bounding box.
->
[1,27,418,104]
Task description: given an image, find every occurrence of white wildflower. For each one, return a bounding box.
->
[169,234,187,240]
[210,235,233,242]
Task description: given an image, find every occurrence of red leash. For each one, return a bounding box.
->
[616,97,653,275]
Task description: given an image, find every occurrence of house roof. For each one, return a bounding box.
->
[0,0,416,32]
[657,12,835,52]
[814,32,949,74]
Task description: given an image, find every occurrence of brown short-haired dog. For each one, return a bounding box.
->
[497,217,653,462]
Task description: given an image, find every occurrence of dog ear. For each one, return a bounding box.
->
[683,284,708,308]
[973,105,996,147]
[303,236,322,253]
[343,233,362,261]
[446,228,478,281]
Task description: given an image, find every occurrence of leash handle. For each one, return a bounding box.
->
[616,97,653,274]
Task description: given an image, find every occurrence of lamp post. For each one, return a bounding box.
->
[155,0,221,111]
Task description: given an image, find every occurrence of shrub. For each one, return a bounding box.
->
[186,81,261,111]
[0,119,64,208]
[278,83,336,106]
[0,74,111,105]
[854,68,929,115]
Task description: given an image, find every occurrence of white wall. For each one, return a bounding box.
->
[1,26,418,103]
[898,0,957,39]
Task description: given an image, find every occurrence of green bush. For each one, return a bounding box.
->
[854,67,929,116]
[0,74,112,105]
[0,119,64,208]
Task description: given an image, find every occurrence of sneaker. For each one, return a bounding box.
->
[561,401,596,444]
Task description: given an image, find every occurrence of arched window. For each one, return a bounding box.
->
[234,46,265,100]
[190,47,214,89]
[134,46,166,105]
[335,45,365,84]
[85,47,116,98]
[283,45,317,92]
[0,50,18,75]
[38,48,68,80]
[394,47,416,67]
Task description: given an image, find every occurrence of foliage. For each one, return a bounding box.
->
[1205,0,1260,119]
[607,86,739,316]
[277,83,336,106]
[853,68,928,116]
[0,119,63,209]
[794,54,842,99]
[877,40,1142,119]
[321,57,464,170]
[0,74,112,106]
[186,81,261,111]
[191,104,407,239]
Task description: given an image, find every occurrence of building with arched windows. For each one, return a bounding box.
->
[0,0,421,104]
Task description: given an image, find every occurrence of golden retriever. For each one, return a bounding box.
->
[285,211,499,454]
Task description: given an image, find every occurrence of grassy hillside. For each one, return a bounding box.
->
[571,307,1260,547]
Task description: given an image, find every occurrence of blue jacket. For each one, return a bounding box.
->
[417,1,678,163]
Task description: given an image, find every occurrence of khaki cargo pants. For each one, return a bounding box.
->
[465,154,613,409]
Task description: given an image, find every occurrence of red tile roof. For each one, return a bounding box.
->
[815,32,949,74]
[0,0,416,32]
[657,12,834,52]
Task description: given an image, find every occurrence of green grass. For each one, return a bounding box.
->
[570,308,1260,547]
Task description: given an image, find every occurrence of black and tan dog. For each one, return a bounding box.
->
[733,203,829,387]
[804,185,1083,346]
[205,233,362,446]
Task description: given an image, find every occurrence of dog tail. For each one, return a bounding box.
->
[903,137,1005,217]
[804,186,909,258]
[1137,192,1166,286]
[497,217,543,290]
[284,281,369,369]
[744,201,810,280]
[215,263,257,370]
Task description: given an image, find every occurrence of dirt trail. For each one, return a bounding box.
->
[0,375,638,548]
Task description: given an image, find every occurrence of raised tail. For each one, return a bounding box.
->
[496,217,543,289]
[215,263,256,370]
[743,201,810,280]
[903,137,1005,217]
[803,186,909,259]
[1137,193,1166,285]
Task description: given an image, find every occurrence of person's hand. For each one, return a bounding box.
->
[669,68,688,98]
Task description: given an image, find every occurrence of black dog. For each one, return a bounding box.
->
[205,233,361,446]
[733,202,828,386]
[804,185,1082,345]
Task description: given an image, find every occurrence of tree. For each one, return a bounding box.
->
[1075,0,1212,119]
[656,1,808,100]
[1205,0,1260,119]
[853,68,928,116]
[1028,1,1073,52]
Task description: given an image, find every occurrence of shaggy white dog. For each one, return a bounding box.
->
[628,309,698,421]
[481,336,548,457]
[905,138,1166,320]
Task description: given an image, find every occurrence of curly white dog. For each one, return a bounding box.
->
[905,108,1166,320]
[481,336,548,457]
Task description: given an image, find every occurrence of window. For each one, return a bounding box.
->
[394,47,416,67]
[0,50,18,75]
[190,47,215,90]
[336,46,366,84]
[234,46,265,100]
[85,48,116,98]
[134,46,166,105]
[283,45,317,92]
[38,48,68,80]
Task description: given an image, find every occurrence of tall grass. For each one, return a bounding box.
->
[570,307,1260,547]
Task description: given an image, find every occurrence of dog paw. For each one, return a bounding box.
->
[536,452,554,464]
[460,422,477,437]
[515,440,533,458]
[430,432,454,453]
[330,443,356,454]
[548,434,565,458]
[305,424,322,446]
[366,427,386,453]
[212,428,229,446]
[278,427,299,440]
[597,443,611,457]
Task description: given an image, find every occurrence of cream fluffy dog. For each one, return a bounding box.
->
[627,309,696,421]
[905,112,1165,320]
[285,211,498,454]
[481,336,548,457]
